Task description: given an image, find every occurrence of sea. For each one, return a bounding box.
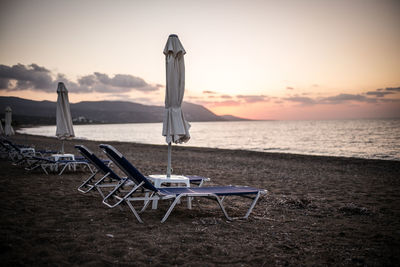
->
[18,119,400,161]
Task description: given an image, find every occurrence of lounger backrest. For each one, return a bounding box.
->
[3,139,21,152]
[99,144,158,192]
[75,145,121,181]
[0,140,10,150]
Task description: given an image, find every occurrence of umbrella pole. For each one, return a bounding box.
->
[167,142,172,178]
[61,140,65,154]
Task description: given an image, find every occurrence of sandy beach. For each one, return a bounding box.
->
[1,133,399,266]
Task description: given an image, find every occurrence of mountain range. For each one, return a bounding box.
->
[0,96,247,126]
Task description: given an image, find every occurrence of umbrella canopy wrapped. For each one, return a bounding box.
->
[162,34,190,144]
[56,82,75,139]
[4,106,15,136]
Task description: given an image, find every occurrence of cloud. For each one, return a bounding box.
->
[75,72,159,93]
[203,90,217,94]
[385,87,400,92]
[282,89,400,107]
[199,100,241,107]
[93,72,147,88]
[320,93,376,104]
[197,86,400,108]
[0,63,54,92]
[366,91,394,97]
[220,94,232,99]
[78,75,96,86]
[186,96,201,100]
[199,94,270,107]
[0,78,10,88]
[0,63,159,94]
[236,94,269,103]
[286,86,294,90]
[365,86,400,97]
[283,96,316,106]
[379,98,400,103]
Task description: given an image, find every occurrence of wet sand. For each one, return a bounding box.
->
[1,134,400,266]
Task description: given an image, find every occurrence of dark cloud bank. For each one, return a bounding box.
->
[0,63,160,94]
[202,87,400,107]
[1,63,399,108]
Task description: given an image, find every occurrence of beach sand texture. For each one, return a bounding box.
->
[1,134,399,266]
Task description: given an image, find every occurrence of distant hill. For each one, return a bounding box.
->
[0,96,248,126]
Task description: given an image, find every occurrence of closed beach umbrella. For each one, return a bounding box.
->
[56,82,75,153]
[162,34,190,177]
[4,106,15,136]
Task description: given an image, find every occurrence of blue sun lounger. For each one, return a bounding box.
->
[24,156,57,174]
[99,144,267,223]
[24,155,94,175]
[1,139,35,163]
[75,145,129,198]
[0,139,93,175]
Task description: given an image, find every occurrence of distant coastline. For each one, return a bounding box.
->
[0,96,250,127]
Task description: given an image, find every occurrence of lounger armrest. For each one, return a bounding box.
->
[93,172,112,186]
[103,180,143,208]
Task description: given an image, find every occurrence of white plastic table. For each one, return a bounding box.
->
[51,154,75,172]
[147,174,191,210]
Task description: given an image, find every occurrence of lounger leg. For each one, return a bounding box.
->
[243,192,262,219]
[59,163,70,175]
[85,163,94,174]
[41,165,49,175]
[125,200,144,223]
[215,192,263,220]
[152,180,163,209]
[161,195,183,223]
[96,187,105,199]
[140,192,155,213]
[214,196,233,221]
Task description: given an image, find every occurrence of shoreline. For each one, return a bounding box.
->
[1,133,400,265]
[14,132,400,163]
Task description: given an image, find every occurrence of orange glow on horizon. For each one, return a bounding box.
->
[207,101,400,120]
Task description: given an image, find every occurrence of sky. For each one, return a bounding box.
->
[0,0,399,120]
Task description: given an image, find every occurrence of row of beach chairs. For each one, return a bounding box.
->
[76,144,267,223]
[1,137,267,223]
[0,138,97,175]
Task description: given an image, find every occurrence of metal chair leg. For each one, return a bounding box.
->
[161,195,183,223]
[126,200,144,223]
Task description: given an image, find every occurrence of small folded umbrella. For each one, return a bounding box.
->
[56,82,75,153]
[162,34,191,177]
[4,106,15,136]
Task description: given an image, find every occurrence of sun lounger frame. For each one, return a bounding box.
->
[75,145,128,198]
[99,144,267,223]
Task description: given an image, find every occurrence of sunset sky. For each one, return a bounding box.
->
[1,0,399,120]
